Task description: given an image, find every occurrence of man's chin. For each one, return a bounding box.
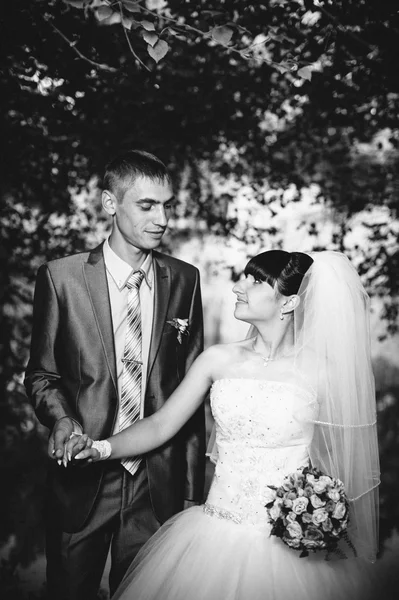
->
[144,239,163,250]
[144,233,165,248]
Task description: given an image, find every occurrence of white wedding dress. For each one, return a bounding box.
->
[113,379,377,600]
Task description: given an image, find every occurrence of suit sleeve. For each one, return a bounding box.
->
[183,268,206,502]
[24,264,80,431]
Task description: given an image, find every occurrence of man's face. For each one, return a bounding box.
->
[111,175,174,251]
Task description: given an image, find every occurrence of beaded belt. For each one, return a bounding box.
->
[203,502,242,524]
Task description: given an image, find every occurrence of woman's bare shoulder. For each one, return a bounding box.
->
[199,338,253,374]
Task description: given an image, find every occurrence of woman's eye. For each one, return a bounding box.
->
[254,280,262,285]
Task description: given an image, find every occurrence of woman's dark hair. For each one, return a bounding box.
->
[244,250,314,296]
[103,149,171,202]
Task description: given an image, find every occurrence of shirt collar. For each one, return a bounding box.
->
[103,238,153,291]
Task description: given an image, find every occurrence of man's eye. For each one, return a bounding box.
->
[253,280,262,285]
[140,204,152,211]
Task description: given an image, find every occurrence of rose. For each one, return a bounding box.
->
[333,480,345,493]
[270,504,282,520]
[303,484,314,497]
[292,497,309,515]
[325,500,335,513]
[285,537,301,549]
[327,489,341,502]
[310,494,326,509]
[304,525,324,541]
[312,508,329,525]
[287,521,303,540]
[263,487,277,505]
[292,472,305,486]
[313,476,331,494]
[301,512,313,524]
[313,482,327,494]
[322,517,333,532]
[282,480,294,492]
[303,539,323,549]
[332,502,347,520]
[287,511,297,522]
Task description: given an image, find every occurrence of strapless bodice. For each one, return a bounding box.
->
[205,378,318,528]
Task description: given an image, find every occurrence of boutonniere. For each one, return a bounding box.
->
[167,318,189,344]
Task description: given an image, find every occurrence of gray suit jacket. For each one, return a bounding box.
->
[25,243,205,532]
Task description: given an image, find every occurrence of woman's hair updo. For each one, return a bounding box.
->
[244,250,314,296]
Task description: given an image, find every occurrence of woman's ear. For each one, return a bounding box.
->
[102,190,117,216]
[281,294,300,316]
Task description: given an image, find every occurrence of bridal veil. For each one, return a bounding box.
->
[294,251,380,562]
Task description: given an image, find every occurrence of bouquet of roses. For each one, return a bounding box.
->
[265,465,352,558]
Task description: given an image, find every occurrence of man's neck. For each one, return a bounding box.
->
[108,234,148,270]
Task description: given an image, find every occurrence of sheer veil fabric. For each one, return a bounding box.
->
[206,251,380,561]
[294,251,380,562]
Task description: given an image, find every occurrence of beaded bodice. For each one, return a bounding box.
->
[205,378,318,528]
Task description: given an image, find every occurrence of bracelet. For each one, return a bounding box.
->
[92,440,112,460]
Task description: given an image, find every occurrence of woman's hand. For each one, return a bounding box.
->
[62,433,99,465]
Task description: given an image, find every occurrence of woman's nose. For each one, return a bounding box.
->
[233,280,244,295]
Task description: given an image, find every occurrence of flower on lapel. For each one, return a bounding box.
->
[167,318,189,344]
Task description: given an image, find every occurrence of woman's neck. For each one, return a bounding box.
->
[252,321,295,360]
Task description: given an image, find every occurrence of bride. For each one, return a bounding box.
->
[66,250,380,600]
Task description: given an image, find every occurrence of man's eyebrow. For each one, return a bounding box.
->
[137,196,176,204]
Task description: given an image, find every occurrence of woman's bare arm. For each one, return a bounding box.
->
[67,346,221,462]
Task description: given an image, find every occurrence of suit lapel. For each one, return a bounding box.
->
[83,243,118,394]
[147,254,171,382]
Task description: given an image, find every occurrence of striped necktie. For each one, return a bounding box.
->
[120,270,145,476]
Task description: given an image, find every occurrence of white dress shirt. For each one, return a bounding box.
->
[103,239,155,434]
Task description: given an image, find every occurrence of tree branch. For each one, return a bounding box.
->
[118,2,151,71]
[315,3,376,53]
[44,15,118,73]
[141,5,262,59]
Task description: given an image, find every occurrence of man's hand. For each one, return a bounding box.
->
[49,417,82,466]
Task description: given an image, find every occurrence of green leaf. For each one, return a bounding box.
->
[122,16,134,30]
[122,0,142,12]
[63,0,87,8]
[147,39,169,63]
[211,26,234,45]
[297,66,312,80]
[143,31,159,47]
[202,10,224,17]
[90,0,110,7]
[141,20,156,31]
[275,63,289,74]
[95,6,114,21]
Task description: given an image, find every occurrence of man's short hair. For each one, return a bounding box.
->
[103,150,171,202]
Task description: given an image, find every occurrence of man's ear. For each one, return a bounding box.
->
[102,190,117,216]
[281,294,300,316]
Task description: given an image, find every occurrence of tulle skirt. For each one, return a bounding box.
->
[113,506,379,600]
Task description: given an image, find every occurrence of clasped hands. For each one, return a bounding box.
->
[49,417,100,467]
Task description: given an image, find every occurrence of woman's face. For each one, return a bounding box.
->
[232,274,280,325]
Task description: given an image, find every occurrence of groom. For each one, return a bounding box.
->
[24,150,205,600]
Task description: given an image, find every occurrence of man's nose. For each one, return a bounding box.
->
[153,205,168,227]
